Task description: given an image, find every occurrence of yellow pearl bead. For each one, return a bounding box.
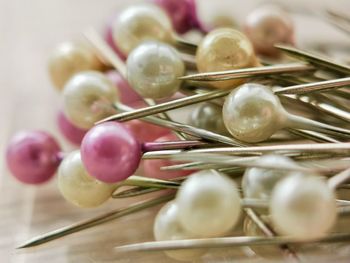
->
[112,4,174,56]
[196,28,258,89]
[58,151,116,208]
[48,42,102,91]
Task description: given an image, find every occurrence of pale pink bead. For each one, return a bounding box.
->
[104,18,127,60]
[143,134,193,179]
[6,131,61,184]
[57,110,87,145]
[124,119,171,143]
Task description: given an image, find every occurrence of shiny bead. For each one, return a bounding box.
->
[196,28,258,89]
[176,170,241,237]
[6,131,61,184]
[270,174,337,240]
[112,4,174,56]
[223,83,285,143]
[48,42,102,91]
[242,155,297,199]
[81,122,141,183]
[124,120,170,143]
[57,110,87,146]
[127,41,185,99]
[63,71,119,129]
[188,102,229,136]
[244,5,294,57]
[58,150,115,208]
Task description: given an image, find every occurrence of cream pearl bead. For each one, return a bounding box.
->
[270,174,337,240]
[48,42,102,91]
[196,28,258,89]
[112,4,174,56]
[223,83,286,143]
[63,71,118,129]
[154,201,206,261]
[127,41,185,99]
[242,155,297,200]
[57,150,116,208]
[176,170,241,237]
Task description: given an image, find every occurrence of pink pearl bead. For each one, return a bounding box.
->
[6,131,61,184]
[143,134,193,180]
[57,111,87,145]
[104,18,127,60]
[124,119,171,143]
[106,70,142,106]
[81,122,142,183]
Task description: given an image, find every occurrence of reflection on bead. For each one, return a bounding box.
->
[48,42,102,91]
[271,174,337,240]
[58,150,115,208]
[154,201,206,261]
[244,5,294,57]
[223,83,285,143]
[176,170,241,237]
[242,155,297,200]
[188,102,229,136]
[112,4,173,56]
[81,122,141,183]
[6,131,61,184]
[57,111,87,146]
[63,71,118,129]
[196,28,258,88]
[127,41,185,99]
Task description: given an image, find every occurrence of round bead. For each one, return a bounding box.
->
[104,19,127,61]
[6,131,61,184]
[223,83,285,143]
[48,42,102,91]
[124,120,170,143]
[106,70,142,106]
[176,170,241,237]
[127,41,185,99]
[143,134,193,179]
[63,71,119,129]
[57,110,87,146]
[154,201,206,261]
[196,28,257,89]
[242,155,297,200]
[188,102,229,136]
[81,122,141,183]
[112,4,174,56]
[270,174,337,240]
[244,5,294,57]
[58,150,115,208]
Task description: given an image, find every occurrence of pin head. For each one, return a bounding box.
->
[6,131,61,184]
[57,110,87,145]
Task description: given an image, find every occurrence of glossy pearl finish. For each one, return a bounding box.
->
[244,5,294,57]
[154,201,206,261]
[57,111,87,145]
[242,155,297,199]
[6,131,61,184]
[63,71,118,129]
[223,83,285,143]
[48,42,101,91]
[127,41,185,99]
[81,122,142,183]
[58,151,115,208]
[188,102,229,136]
[196,28,257,88]
[271,174,337,240]
[176,170,241,237]
[112,4,173,56]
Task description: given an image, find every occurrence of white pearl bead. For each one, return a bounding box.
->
[270,174,337,240]
[127,41,184,99]
[48,42,101,91]
[57,150,116,208]
[176,170,241,237]
[242,155,297,199]
[63,71,118,129]
[112,4,173,55]
[223,83,285,143]
[154,201,206,261]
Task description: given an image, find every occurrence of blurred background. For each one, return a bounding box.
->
[0,0,349,262]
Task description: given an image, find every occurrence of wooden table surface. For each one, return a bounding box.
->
[1,0,350,262]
